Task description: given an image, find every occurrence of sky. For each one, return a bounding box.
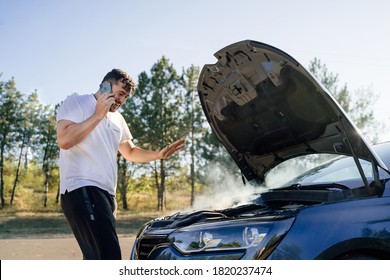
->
[1,0,390,141]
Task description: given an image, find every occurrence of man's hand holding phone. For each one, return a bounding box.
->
[96,82,115,118]
[99,82,112,94]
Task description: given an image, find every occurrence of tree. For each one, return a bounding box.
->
[117,153,131,210]
[309,58,381,143]
[38,104,59,207]
[347,85,382,142]
[10,91,43,205]
[0,77,24,208]
[121,56,184,211]
[181,65,209,206]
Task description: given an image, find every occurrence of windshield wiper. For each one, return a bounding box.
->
[281,183,349,191]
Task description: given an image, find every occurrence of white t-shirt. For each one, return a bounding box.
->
[56,94,133,195]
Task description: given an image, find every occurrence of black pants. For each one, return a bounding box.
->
[61,186,121,260]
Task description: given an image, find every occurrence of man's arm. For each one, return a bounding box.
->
[119,139,185,162]
[57,116,102,150]
[57,93,114,150]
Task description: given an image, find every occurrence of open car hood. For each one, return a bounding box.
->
[197,40,387,183]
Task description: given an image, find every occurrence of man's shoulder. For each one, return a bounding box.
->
[64,93,92,101]
[57,93,96,124]
[60,93,93,106]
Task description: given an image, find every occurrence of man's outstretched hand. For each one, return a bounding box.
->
[158,139,186,160]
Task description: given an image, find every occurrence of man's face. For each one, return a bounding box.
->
[109,81,132,112]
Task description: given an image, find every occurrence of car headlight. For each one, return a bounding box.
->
[169,218,292,254]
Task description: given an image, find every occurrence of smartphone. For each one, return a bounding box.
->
[99,82,112,94]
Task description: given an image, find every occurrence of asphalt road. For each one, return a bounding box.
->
[0,236,135,260]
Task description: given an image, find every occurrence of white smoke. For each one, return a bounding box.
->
[191,163,266,210]
[264,163,304,189]
[189,159,312,211]
[264,155,329,188]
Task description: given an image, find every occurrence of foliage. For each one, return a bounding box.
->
[10,91,43,205]
[180,65,208,206]
[309,58,381,144]
[1,160,59,211]
[121,56,186,211]
[38,104,59,207]
[0,77,25,208]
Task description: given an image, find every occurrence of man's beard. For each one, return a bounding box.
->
[109,102,121,112]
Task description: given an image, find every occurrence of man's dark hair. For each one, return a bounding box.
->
[101,69,136,93]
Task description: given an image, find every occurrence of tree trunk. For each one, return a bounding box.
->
[120,168,128,210]
[153,160,167,212]
[160,159,166,210]
[10,135,26,205]
[55,183,60,204]
[190,132,195,207]
[117,155,129,210]
[42,141,49,207]
[0,142,6,208]
[43,168,49,207]
[153,161,163,211]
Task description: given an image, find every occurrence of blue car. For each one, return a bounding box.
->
[130,40,390,260]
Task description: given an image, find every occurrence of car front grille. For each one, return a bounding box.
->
[137,235,169,260]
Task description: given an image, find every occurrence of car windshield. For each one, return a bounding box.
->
[265,153,390,190]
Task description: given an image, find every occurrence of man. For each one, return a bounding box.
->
[56,68,185,259]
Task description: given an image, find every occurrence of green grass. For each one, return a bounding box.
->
[0,209,167,239]
[0,187,198,239]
